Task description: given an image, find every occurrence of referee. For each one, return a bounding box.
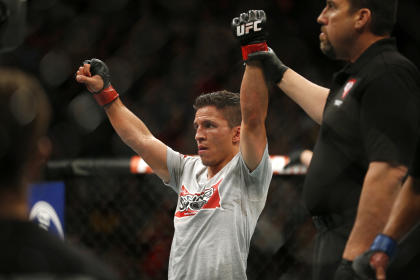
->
[234,1,420,279]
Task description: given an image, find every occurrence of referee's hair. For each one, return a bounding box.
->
[348,0,398,36]
[0,68,51,190]
[193,90,241,128]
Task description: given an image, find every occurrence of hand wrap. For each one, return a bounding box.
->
[352,234,396,279]
[370,234,397,257]
[84,58,119,106]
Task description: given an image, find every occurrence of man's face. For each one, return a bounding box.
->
[317,0,357,60]
[194,106,239,170]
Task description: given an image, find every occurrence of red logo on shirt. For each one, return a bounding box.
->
[342,78,357,99]
[175,179,222,218]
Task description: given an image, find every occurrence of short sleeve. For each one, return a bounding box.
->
[164,147,185,194]
[239,145,273,200]
[361,69,420,166]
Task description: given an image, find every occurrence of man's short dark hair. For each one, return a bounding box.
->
[0,68,50,189]
[193,90,241,128]
[348,0,398,35]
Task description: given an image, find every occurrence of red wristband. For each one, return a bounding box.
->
[241,42,268,61]
[93,85,119,106]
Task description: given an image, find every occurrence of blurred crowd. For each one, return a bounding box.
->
[1,0,418,160]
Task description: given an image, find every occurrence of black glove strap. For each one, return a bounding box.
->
[83,58,111,93]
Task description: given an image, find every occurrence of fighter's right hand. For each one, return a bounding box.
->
[231,10,268,61]
[75,58,119,106]
[231,11,288,83]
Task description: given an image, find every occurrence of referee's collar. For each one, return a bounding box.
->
[339,38,397,76]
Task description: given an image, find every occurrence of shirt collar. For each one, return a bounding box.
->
[335,38,397,79]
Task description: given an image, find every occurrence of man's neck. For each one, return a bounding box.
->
[207,150,239,179]
[348,33,390,63]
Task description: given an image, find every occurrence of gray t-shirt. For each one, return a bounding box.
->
[165,145,273,280]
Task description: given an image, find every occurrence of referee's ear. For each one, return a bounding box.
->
[354,8,372,32]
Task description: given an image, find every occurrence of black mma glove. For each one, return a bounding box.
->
[231,10,288,83]
[334,259,361,280]
[231,10,269,61]
[284,150,303,169]
[352,234,396,280]
[83,58,119,106]
[248,48,289,84]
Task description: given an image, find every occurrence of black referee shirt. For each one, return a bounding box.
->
[303,38,420,216]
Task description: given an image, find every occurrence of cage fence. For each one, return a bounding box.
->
[46,159,314,280]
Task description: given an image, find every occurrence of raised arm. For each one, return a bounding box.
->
[232,11,269,171]
[75,59,169,182]
[239,62,268,170]
[278,68,329,124]
[247,44,329,125]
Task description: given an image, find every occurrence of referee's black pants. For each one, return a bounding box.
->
[311,215,353,280]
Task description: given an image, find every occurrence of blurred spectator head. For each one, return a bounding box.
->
[0,68,51,191]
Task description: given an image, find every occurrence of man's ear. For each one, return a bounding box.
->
[354,8,371,31]
[232,126,240,144]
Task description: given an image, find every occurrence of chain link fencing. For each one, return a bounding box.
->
[46,160,315,280]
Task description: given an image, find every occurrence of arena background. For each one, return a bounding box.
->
[1,0,420,279]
